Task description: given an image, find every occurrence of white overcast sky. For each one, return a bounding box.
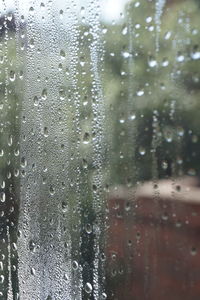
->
[0,0,129,22]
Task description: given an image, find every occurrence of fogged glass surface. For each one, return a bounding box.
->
[0,0,200,299]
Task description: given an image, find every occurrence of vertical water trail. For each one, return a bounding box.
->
[0,3,10,299]
[7,229,13,300]
[17,0,48,298]
[0,1,20,299]
[87,0,106,298]
[155,0,166,52]
[127,3,138,186]
[152,0,166,180]
[152,0,166,199]
[58,0,83,298]
[16,0,75,299]
[12,0,107,298]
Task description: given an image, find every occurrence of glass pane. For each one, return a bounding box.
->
[0,0,200,299]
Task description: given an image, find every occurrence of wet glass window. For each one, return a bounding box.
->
[0,0,200,299]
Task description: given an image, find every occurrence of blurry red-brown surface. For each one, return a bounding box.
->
[106,177,200,300]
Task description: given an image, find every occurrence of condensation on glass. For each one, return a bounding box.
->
[0,0,200,299]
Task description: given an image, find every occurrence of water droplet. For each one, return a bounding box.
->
[34,96,39,106]
[85,223,92,234]
[148,25,154,31]
[83,159,88,169]
[83,132,90,144]
[176,185,181,192]
[12,243,17,251]
[119,117,125,124]
[192,135,198,143]
[80,56,85,67]
[164,130,173,143]
[0,192,5,203]
[7,12,13,21]
[161,160,168,170]
[85,282,93,294]
[92,184,97,192]
[80,6,85,15]
[29,6,34,13]
[19,70,23,79]
[122,51,131,58]
[139,147,146,156]
[42,89,47,100]
[8,135,13,146]
[122,25,128,35]
[31,267,36,275]
[0,262,3,271]
[125,201,131,211]
[0,56,4,64]
[102,26,107,34]
[29,240,36,252]
[176,157,183,165]
[72,260,78,270]
[162,212,168,221]
[164,31,171,40]
[135,1,140,7]
[40,2,45,9]
[162,58,169,67]
[62,202,68,213]
[49,185,55,196]
[59,9,63,18]
[177,52,185,62]
[21,157,27,168]
[130,113,136,121]
[60,49,66,59]
[191,45,200,60]
[188,168,196,176]
[14,148,19,156]
[137,90,144,96]
[9,70,16,82]
[146,16,152,23]
[148,56,157,68]
[177,126,184,137]
[191,247,197,256]
[0,149,4,157]
[44,127,49,137]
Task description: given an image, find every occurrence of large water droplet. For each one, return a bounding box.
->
[85,282,93,294]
